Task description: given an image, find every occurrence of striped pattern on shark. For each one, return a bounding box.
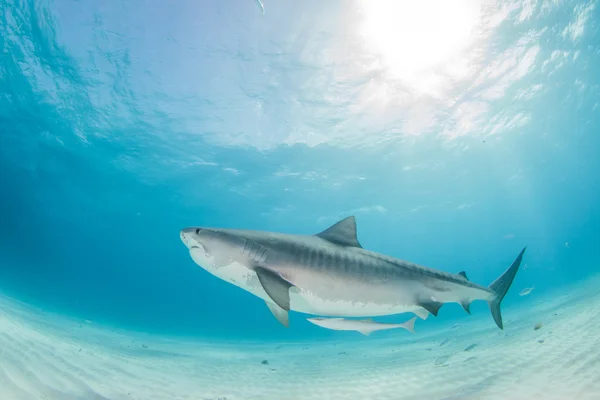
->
[180,216,526,329]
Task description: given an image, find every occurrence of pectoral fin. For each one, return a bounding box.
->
[265,301,289,328]
[255,267,293,311]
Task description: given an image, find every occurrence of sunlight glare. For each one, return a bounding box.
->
[358,0,483,96]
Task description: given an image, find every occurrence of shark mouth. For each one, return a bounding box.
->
[189,245,206,255]
[189,244,211,265]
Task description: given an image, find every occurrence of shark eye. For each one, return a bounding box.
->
[195,228,200,234]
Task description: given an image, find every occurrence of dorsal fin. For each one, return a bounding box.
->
[316,216,362,248]
[458,271,469,280]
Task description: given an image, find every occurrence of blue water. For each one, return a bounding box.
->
[1,0,599,372]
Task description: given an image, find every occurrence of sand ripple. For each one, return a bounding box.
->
[1,276,600,400]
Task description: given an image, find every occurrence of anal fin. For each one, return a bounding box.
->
[358,329,373,336]
[265,301,289,328]
[419,300,444,317]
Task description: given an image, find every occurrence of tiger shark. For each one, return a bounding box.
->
[180,216,526,329]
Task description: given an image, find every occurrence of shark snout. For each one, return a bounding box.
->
[180,227,206,249]
[180,228,197,248]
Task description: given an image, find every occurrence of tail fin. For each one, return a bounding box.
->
[401,316,417,334]
[487,247,527,329]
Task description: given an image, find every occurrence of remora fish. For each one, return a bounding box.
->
[307,316,417,336]
[180,216,526,329]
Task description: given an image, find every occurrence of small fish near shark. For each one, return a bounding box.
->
[519,286,535,296]
[307,316,417,336]
[180,216,526,330]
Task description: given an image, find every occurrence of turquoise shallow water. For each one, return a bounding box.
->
[1,0,599,399]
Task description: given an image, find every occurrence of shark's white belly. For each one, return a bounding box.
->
[286,270,425,317]
[190,249,424,318]
[289,289,423,317]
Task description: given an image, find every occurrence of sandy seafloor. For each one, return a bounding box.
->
[1,276,599,400]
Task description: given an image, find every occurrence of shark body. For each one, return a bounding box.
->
[180,216,526,329]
